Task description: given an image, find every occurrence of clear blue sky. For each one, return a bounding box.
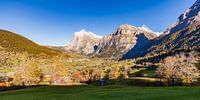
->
[0,0,196,46]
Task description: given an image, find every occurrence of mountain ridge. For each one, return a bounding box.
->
[122,0,200,60]
[2,0,199,61]
[93,24,157,59]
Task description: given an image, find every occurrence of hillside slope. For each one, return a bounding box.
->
[147,0,200,56]
[122,0,200,60]
[0,29,62,56]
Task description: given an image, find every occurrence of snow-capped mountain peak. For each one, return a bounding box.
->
[145,0,200,58]
[66,29,102,55]
[138,25,153,33]
[138,25,162,36]
[161,0,200,36]
[117,24,161,36]
[74,29,103,39]
[119,24,137,30]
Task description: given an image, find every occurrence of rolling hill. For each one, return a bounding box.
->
[0,29,63,56]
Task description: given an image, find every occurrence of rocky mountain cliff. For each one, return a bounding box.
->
[122,0,200,60]
[94,24,157,59]
[66,29,102,55]
[66,0,200,60]
[147,0,200,56]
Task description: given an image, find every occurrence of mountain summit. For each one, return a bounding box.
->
[74,29,103,39]
[163,0,200,35]
[178,0,200,24]
[122,0,200,60]
[149,0,200,55]
[138,25,162,36]
[66,29,102,55]
[94,24,157,59]
[65,0,200,60]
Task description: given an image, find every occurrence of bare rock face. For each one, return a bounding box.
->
[66,29,102,55]
[94,24,157,59]
[146,0,200,56]
[163,0,200,35]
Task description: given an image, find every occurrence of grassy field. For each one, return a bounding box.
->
[0,85,200,100]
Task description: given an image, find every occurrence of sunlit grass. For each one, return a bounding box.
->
[1,86,200,100]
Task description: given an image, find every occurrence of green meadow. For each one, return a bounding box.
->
[1,85,200,100]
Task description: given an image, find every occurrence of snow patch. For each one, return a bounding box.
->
[138,25,162,36]
[74,29,103,39]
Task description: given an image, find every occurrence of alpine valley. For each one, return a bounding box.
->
[0,0,200,93]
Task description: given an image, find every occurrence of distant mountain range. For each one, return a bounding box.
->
[1,0,199,60]
[66,0,200,60]
[65,24,158,59]
[122,0,200,60]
